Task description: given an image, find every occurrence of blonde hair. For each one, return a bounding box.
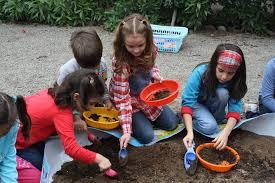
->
[113,13,155,73]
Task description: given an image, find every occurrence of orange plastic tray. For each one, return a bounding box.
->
[140,80,180,106]
[195,143,240,173]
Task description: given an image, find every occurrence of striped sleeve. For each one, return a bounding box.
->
[110,58,132,134]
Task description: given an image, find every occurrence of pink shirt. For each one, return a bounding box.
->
[16,89,96,164]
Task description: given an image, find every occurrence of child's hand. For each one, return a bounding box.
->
[119,133,131,149]
[104,99,113,110]
[95,153,111,172]
[182,132,194,149]
[154,76,164,83]
[212,130,229,150]
[74,115,88,133]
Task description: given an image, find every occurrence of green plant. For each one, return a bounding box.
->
[0,0,6,19]
[179,0,211,30]
[214,0,272,34]
[25,0,51,23]
[2,0,27,21]
[104,0,134,31]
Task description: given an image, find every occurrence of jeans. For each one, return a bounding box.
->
[17,141,45,171]
[132,105,179,144]
[193,88,229,135]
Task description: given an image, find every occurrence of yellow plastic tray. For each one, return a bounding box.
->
[83,107,120,130]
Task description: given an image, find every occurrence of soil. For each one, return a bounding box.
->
[199,147,236,165]
[53,130,275,183]
[150,90,171,101]
[89,114,118,122]
[90,114,100,121]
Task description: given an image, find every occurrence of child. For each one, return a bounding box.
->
[259,57,275,114]
[181,43,247,150]
[56,28,112,133]
[0,93,31,183]
[109,13,179,148]
[16,70,112,182]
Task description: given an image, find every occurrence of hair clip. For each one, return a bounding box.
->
[12,96,17,103]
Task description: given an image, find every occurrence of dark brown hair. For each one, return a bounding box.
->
[70,28,103,68]
[113,13,155,73]
[0,93,31,139]
[202,43,247,100]
[48,69,105,110]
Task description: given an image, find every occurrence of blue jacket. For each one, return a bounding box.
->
[0,121,19,183]
[181,64,242,120]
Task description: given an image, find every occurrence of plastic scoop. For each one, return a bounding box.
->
[118,148,128,166]
[104,169,118,178]
[87,132,101,145]
[183,146,198,175]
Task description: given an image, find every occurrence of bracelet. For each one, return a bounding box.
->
[73,110,80,116]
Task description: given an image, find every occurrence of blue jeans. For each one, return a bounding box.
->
[132,105,179,144]
[193,88,229,135]
[17,141,45,170]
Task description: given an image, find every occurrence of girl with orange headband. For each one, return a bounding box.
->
[181,43,247,150]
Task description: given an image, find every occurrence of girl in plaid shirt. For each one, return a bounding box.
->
[109,13,179,148]
[181,43,247,150]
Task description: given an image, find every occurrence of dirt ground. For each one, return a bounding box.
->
[0,23,275,183]
[53,129,275,183]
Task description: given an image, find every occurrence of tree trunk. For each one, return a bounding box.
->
[171,8,177,26]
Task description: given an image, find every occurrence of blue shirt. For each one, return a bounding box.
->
[261,58,275,112]
[181,64,242,114]
[0,121,19,183]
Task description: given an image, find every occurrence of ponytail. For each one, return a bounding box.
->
[0,93,31,139]
[15,95,31,139]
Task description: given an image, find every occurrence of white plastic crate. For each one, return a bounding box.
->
[151,24,188,53]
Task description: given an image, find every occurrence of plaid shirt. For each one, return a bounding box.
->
[109,48,163,134]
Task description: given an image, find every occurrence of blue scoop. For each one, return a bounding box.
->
[183,147,198,175]
[118,148,128,166]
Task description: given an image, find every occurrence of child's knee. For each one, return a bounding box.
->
[162,118,178,130]
[17,156,41,183]
[202,122,219,135]
[216,88,229,103]
[135,131,154,144]
[194,120,219,135]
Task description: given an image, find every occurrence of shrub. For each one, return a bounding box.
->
[212,0,273,34]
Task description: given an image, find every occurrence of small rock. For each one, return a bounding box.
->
[237,169,248,176]
[217,25,226,32]
[203,25,216,31]
[21,29,27,33]
[266,30,275,36]
[210,33,214,37]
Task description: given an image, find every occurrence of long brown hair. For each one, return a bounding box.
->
[0,93,31,139]
[113,13,155,73]
[202,43,247,100]
[48,69,105,110]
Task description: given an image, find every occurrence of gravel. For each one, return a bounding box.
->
[1,23,275,107]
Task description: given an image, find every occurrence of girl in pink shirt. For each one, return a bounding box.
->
[16,69,112,182]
